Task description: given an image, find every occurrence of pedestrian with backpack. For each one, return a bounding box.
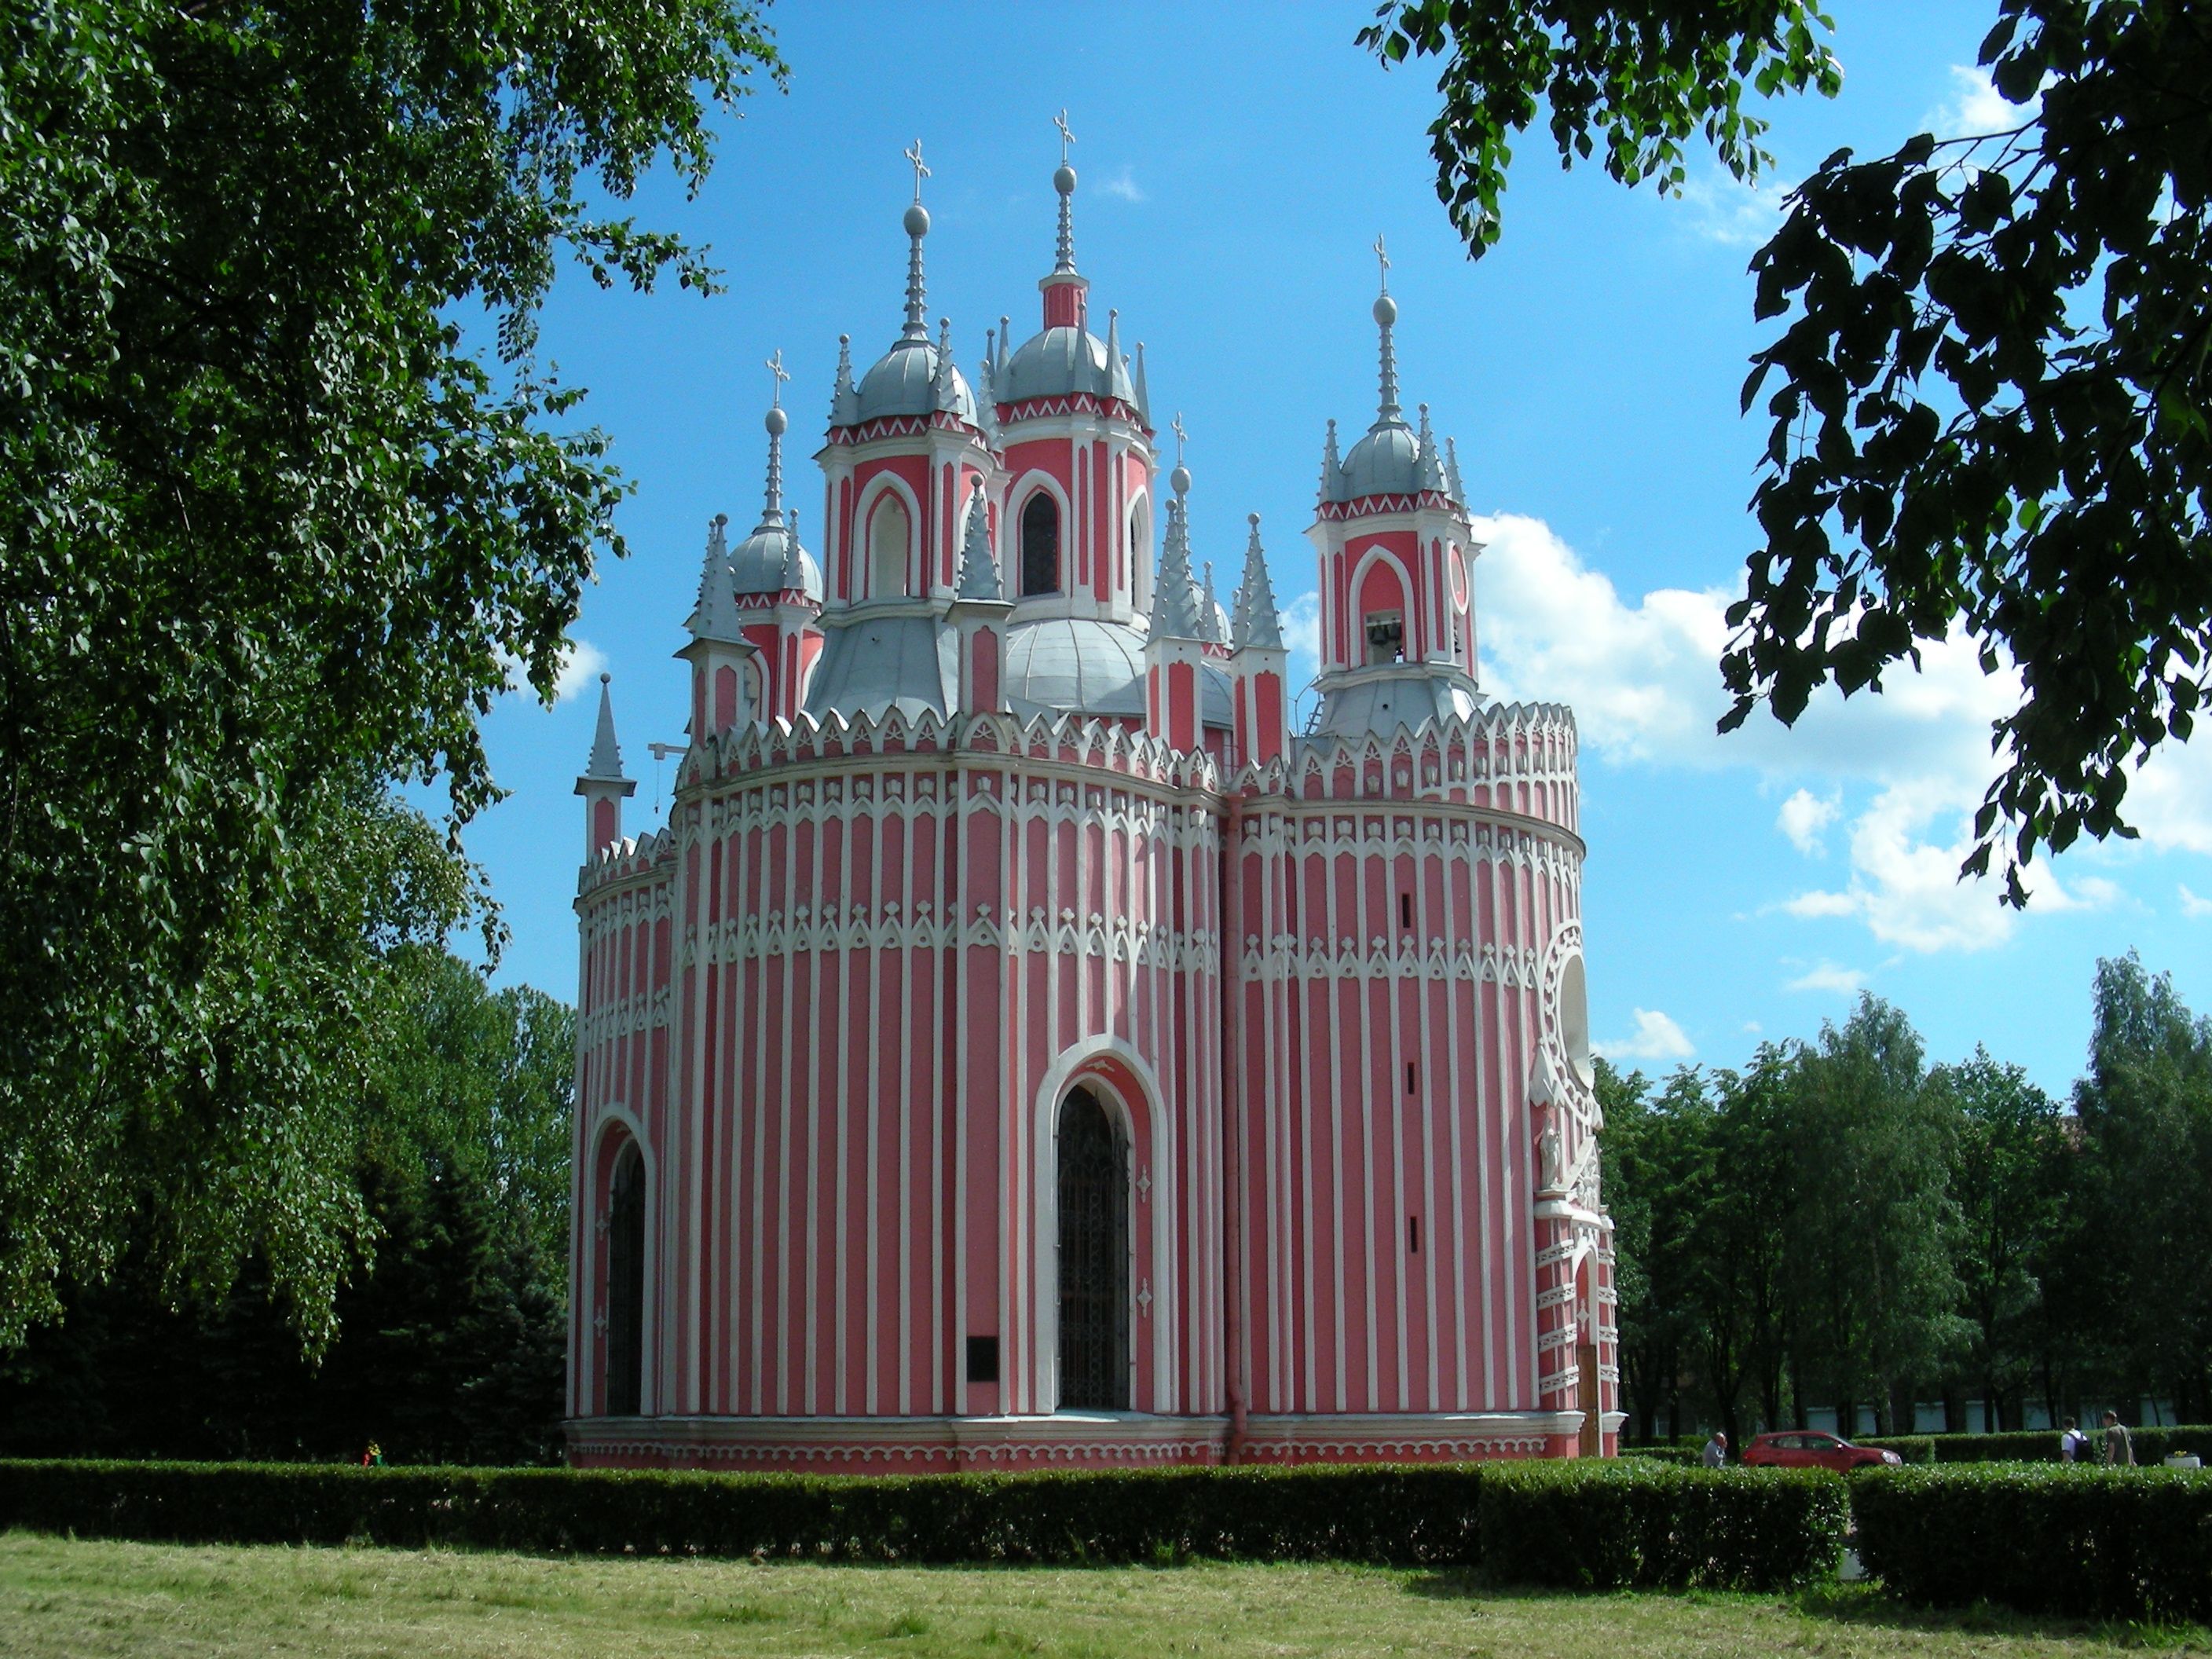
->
[2060,1417,2092,1463]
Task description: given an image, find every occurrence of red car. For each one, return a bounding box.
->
[1739,1430,1905,1472]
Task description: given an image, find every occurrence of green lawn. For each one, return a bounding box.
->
[2,1530,2200,1658]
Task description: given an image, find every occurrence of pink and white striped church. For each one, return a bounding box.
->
[566,127,1618,1471]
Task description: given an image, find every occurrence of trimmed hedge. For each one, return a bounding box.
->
[1860,1425,2212,1466]
[0,1460,1478,1565]
[1479,1462,1846,1590]
[1854,1466,2212,1622]
[0,1456,1842,1585]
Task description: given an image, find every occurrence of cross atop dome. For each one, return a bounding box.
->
[900,140,932,341]
[1051,112,1079,276]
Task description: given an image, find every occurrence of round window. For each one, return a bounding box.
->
[1557,954,1593,1087]
[1448,544,1470,612]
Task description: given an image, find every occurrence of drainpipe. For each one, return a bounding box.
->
[1221,789,1250,1463]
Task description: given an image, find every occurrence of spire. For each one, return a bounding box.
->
[1201,560,1224,646]
[1415,403,1445,493]
[956,482,1001,599]
[932,316,958,411]
[1103,309,1121,388]
[830,333,856,426]
[1133,341,1152,427]
[1445,436,1467,507]
[1231,513,1285,651]
[1152,426,1205,640]
[1052,109,1079,274]
[584,673,627,781]
[760,349,789,526]
[1372,233,1402,424]
[996,315,1011,378]
[976,328,1001,446]
[900,138,932,342]
[1320,417,1344,502]
[780,507,806,592]
[690,513,742,641]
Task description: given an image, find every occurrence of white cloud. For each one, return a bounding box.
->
[1097,166,1145,203]
[1743,1020,1763,1035]
[1931,65,2038,136]
[501,636,607,705]
[1467,513,2212,956]
[1672,170,1791,248]
[1598,1008,1695,1063]
[1778,788,1840,856]
[1282,591,1322,672]
[1785,961,1867,996]
[2179,884,2212,920]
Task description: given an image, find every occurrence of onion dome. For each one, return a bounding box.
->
[849,142,978,426]
[728,388,822,602]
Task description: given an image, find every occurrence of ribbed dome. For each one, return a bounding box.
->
[998,325,1136,407]
[729,520,822,603]
[1340,420,1422,500]
[1003,617,1230,728]
[855,339,976,424]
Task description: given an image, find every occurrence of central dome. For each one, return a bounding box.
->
[998,324,1135,407]
[1003,617,1230,728]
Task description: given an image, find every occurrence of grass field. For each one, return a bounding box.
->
[3,1530,2204,1658]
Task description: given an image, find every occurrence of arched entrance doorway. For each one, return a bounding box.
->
[605,1141,646,1415]
[1055,1087,1130,1410]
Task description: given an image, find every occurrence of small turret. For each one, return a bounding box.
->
[1144,419,1209,750]
[575,672,638,860]
[950,482,1013,713]
[1228,514,1290,769]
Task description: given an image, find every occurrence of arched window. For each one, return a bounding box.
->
[1358,559,1408,665]
[1126,496,1150,602]
[605,1141,646,1415]
[1056,1087,1130,1410]
[867,492,910,599]
[1020,493,1060,598]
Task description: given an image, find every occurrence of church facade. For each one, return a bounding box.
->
[566,134,1617,1470]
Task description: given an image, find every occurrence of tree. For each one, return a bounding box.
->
[2071,954,2212,1421]
[1929,1050,2064,1430]
[0,947,575,1463]
[0,0,781,1345]
[1364,0,2212,902]
[1598,1057,1713,1439]
[1778,997,1965,1436]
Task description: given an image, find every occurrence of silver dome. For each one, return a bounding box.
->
[1339,420,1422,500]
[1004,617,1231,728]
[804,614,958,723]
[728,521,822,603]
[855,339,977,424]
[1312,670,1482,739]
[998,325,1137,408]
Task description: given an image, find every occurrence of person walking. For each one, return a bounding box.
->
[1701,1430,1728,1469]
[2100,1411,2135,1467]
[2060,1417,2092,1463]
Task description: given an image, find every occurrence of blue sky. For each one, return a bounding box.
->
[457,1,2209,1097]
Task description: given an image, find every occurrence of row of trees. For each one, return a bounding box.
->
[1601,954,2212,1442]
[0,947,575,1465]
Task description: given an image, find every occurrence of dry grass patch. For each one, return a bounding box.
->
[2,1529,2202,1658]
